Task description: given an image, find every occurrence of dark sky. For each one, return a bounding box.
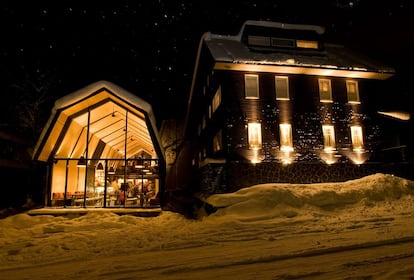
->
[1,0,413,130]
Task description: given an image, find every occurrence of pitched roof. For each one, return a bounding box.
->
[204,20,395,79]
[33,80,164,163]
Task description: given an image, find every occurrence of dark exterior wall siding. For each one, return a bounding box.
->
[218,71,380,164]
[199,161,414,194]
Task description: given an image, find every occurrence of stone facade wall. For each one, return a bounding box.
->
[199,161,414,194]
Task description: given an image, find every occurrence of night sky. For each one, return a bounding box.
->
[1,1,413,140]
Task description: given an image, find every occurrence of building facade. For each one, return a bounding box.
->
[177,20,406,195]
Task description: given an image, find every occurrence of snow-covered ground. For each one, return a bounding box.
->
[1,173,414,280]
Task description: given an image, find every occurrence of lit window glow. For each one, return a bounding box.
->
[319,79,332,102]
[322,125,336,152]
[245,74,259,99]
[346,80,360,103]
[279,123,293,152]
[351,125,364,152]
[296,40,318,49]
[212,86,222,113]
[248,122,262,150]
[275,76,289,100]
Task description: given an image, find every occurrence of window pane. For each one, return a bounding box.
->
[275,76,289,100]
[245,74,259,99]
[319,79,332,102]
[279,123,293,152]
[351,125,363,151]
[248,123,262,149]
[322,125,336,152]
[346,80,360,103]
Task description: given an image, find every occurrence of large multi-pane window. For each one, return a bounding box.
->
[319,78,332,102]
[322,125,336,152]
[275,76,289,100]
[346,80,360,103]
[279,123,293,152]
[245,74,259,99]
[248,122,262,149]
[351,125,364,151]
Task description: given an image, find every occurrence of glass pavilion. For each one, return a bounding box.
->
[32,81,165,208]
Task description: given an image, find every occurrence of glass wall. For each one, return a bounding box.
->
[50,158,160,208]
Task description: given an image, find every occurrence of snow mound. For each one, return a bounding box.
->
[206,173,414,219]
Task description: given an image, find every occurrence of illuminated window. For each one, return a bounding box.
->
[245,74,259,99]
[351,125,363,151]
[319,79,332,102]
[296,40,319,49]
[322,125,336,152]
[279,123,293,152]
[213,130,223,152]
[275,76,289,100]
[212,86,222,113]
[346,80,360,103]
[248,123,262,149]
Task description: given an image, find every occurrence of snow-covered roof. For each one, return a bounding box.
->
[33,80,164,162]
[203,20,395,79]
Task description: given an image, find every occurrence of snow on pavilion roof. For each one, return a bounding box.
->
[204,20,395,80]
[33,80,164,163]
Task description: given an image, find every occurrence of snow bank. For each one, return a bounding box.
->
[206,173,414,219]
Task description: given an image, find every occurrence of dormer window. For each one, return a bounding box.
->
[247,36,270,47]
[271,38,295,48]
[296,40,319,49]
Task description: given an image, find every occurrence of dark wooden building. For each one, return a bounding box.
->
[175,20,410,195]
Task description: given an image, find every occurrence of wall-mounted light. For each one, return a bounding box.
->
[96,162,104,170]
[108,166,115,174]
[77,156,87,167]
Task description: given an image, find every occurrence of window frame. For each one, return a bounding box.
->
[346,80,360,104]
[322,125,336,152]
[212,86,222,113]
[248,122,262,150]
[275,76,290,100]
[244,74,259,99]
[318,78,333,103]
[350,125,364,152]
[279,123,293,152]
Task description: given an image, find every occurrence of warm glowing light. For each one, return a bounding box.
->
[279,123,293,152]
[318,79,332,102]
[322,125,336,152]
[214,62,393,80]
[346,80,360,103]
[319,151,339,165]
[378,111,411,121]
[250,149,262,164]
[351,125,364,152]
[248,122,262,150]
[275,76,290,100]
[296,40,318,49]
[244,74,259,99]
